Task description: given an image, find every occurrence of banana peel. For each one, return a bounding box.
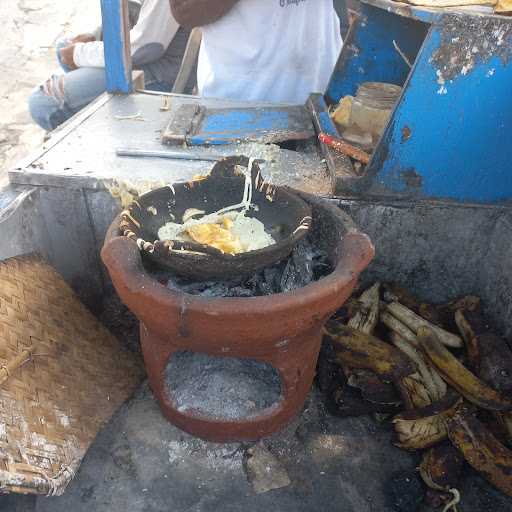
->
[398,373,434,409]
[328,383,402,418]
[418,327,512,412]
[347,282,380,335]
[454,309,481,373]
[436,295,481,332]
[478,331,512,395]
[456,312,512,443]
[324,324,416,382]
[382,282,421,312]
[445,404,512,497]
[420,442,464,511]
[393,394,462,450]
[391,332,447,403]
[386,302,462,348]
[419,442,464,491]
[347,369,402,406]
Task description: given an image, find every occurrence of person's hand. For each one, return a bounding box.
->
[71,33,96,44]
[59,45,78,70]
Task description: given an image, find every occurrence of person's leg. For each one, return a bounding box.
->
[56,39,73,73]
[28,68,107,131]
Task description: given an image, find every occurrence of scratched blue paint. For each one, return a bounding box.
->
[327,3,428,103]
[319,112,339,137]
[372,26,512,203]
[100,0,132,94]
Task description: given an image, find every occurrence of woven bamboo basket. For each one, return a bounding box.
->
[0,254,144,496]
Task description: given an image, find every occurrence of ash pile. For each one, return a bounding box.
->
[319,282,512,510]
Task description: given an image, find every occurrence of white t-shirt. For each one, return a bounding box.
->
[197,0,343,104]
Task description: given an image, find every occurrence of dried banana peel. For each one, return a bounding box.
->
[454,310,480,373]
[347,369,402,406]
[393,394,462,450]
[328,384,402,418]
[347,282,380,335]
[399,373,434,409]
[436,295,481,331]
[381,311,420,347]
[418,327,512,412]
[382,282,421,311]
[501,412,512,442]
[420,443,464,512]
[419,442,464,492]
[391,332,447,403]
[418,303,444,328]
[324,324,416,382]
[446,405,512,497]
[387,302,462,348]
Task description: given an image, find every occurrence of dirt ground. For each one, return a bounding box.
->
[0,0,100,180]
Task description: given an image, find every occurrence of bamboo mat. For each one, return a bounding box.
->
[0,254,144,496]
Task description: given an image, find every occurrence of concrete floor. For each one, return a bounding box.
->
[1,382,511,512]
[0,0,100,179]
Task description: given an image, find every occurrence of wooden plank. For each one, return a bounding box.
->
[172,28,202,94]
[100,0,132,93]
[162,104,315,146]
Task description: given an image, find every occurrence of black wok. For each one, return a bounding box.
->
[119,156,312,280]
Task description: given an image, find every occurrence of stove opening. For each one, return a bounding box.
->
[165,351,283,421]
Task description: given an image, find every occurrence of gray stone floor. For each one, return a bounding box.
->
[2,383,511,512]
[0,0,99,179]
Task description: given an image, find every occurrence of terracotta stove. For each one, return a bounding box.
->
[101,193,374,442]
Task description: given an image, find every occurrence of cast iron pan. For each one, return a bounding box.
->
[119,156,312,280]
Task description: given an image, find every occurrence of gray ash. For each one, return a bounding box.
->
[152,237,330,298]
[165,352,282,420]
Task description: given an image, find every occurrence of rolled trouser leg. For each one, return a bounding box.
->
[28,68,107,131]
[28,76,74,131]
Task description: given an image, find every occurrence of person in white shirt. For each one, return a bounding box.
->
[170,0,343,104]
[29,0,181,131]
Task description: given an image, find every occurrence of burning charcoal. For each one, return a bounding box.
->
[311,246,331,274]
[262,267,282,294]
[199,282,233,297]
[227,286,256,298]
[156,235,328,298]
[280,240,315,293]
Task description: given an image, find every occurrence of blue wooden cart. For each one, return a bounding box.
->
[1,1,512,510]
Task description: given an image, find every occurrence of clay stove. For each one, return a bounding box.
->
[101,193,374,442]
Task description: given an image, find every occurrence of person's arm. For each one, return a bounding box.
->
[72,0,176,69]
[169,0,240,28]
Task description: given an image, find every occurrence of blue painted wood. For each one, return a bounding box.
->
[100,0,132,93]
[367,14,512,203]
[181,107,314,145]
[360,0,446,24]
[327,3,428,103]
